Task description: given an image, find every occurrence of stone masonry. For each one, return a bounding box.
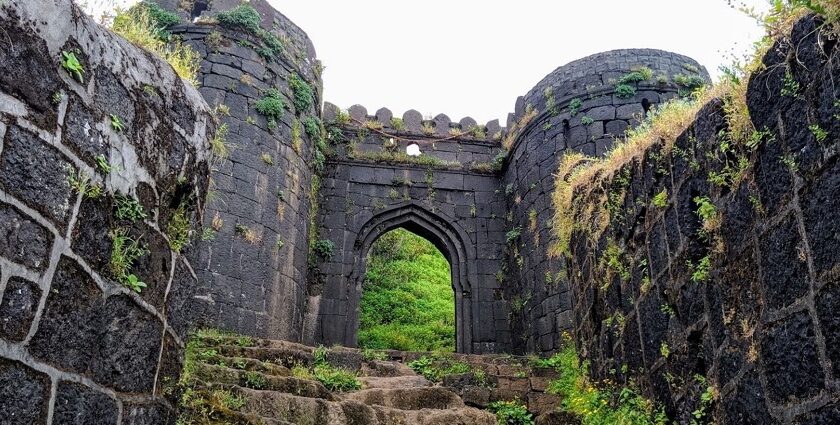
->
[0,0,214,423]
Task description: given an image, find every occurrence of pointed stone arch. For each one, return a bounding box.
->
[346,201,475,353]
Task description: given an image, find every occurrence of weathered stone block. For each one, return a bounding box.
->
[0,276,41,342]
[760,311,824,403]
[0,125,74,228]
[0,201,53,271]
[0,358,50,425]
[53,381,119,425]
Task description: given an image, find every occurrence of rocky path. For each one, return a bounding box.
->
[176,333,577,424]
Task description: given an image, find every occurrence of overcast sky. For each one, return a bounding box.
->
[275,0,772,123]
[86,0,772,123]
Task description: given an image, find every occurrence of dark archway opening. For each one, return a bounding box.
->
[358,228,455,352]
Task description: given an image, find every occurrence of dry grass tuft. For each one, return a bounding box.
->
[111,5,200,86]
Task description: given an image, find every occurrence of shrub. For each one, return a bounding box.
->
[313,239,335,259]
[254,88,286,127]
[546,343,668,424]
[288,73,314,113]
[407,354,471,383]
[215,4,261,33]
[488,400,534,425]
[614,84,637,99]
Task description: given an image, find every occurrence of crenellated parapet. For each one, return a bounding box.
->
[323,103,507,142]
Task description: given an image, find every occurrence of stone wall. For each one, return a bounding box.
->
[166,0,323,340]
[502,49,710,355]
[0,0,213,423]
[305,112,511,353]
[563,16,839,422]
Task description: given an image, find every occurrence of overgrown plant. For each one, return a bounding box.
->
[109,228,148,293]
[546,342,668,424]
[254,88,286,128]
[60,51,85,83]
[111,3,200,85]
[488,400,534,425]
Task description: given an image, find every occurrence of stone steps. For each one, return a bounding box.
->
[180,333,571,424]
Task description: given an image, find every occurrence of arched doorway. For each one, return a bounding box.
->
[359,228,455,351]
[347,203,475,353]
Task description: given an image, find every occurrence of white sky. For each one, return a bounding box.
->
[86,0,772,123]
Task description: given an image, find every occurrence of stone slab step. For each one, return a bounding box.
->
[358,375,430,389]
[194,363,335,400]
[234,387,496,425]
[339,387,463,410]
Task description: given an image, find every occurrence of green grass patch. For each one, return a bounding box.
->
[546,343,667,425]
[359,229,455,352]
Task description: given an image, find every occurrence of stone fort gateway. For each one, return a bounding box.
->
[1,0,839,423]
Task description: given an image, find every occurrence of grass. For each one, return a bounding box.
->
[359,229,455,352]
[407,354,471,382]
[109,228,148,293]
[546,342,667,425]
[68,171,102,199]
[167,205,192,253]
[503,105,538,150]
[349,147,462,170]
[114,193,147,222]
[210,123,231,161]
[111,3,200,86]
[488,400,534,425]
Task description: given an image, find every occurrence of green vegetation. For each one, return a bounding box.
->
[260,152,274,165]
[60,51,84,83]
[618,67,653,84]
[95,154,113,174]
[407,354,471,382]
[506,226,522,244]
[68,171,102,199]
[349,147,462,170]
[359,229,455,352]
[109,228,147,293]
[215,4,260,32]
[809,124,828,142]
[289,346,361,392]
[673,74,706,93]
[114,193,147,222]
[210,123,231,161]
[288,73,314,113]
[546,343,667,425]
[689,255,711,283]
[254,88,286,128]
[781,70,800,97]
[167,205,191,253]
[488,400,534,425]
[215,3,284,60]
[313,239,335,259]
[614,84,637,99]
[569,98,583,116]
[581,116,594,125]
[110,114,124,132]
[651,189,668,208]
[390,117,405,131]
[112,2,199,85]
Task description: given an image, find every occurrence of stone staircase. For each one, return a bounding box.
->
[176,333,579,424]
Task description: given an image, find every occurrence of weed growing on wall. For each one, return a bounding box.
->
[545,342,668,424]
[111,2,199,85]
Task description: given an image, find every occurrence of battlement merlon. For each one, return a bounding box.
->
[323,103,507,143]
